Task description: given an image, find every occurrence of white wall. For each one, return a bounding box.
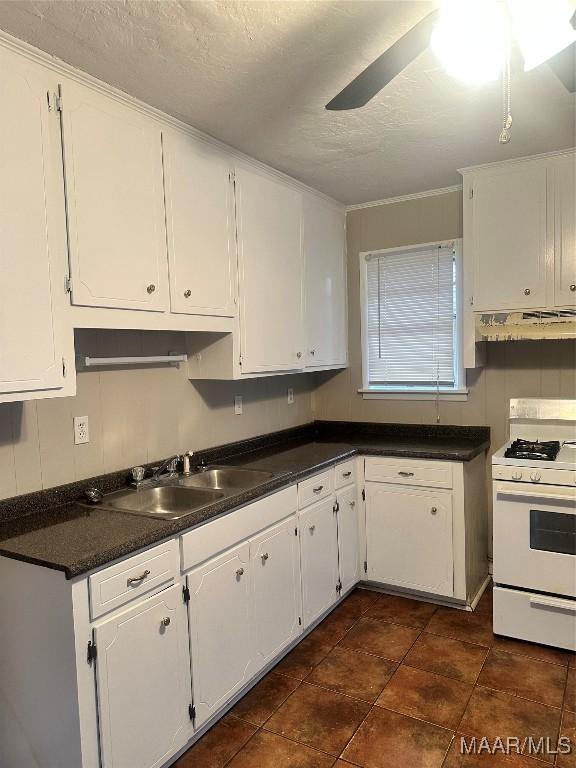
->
[0,329,316,500]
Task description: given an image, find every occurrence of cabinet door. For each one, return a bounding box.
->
[336,485,360,594]
[303,195,347,367]
[235,166,304,373]
[187,542,253,728]
[299,496,340,627]
[553,154,576,307]
[250,517,301,671]
[0,49,68,396]
[93,584,191,768]
[163,132,235,316]
[365,484,454,597]
[471,162,547,310]
[60,80,169,311]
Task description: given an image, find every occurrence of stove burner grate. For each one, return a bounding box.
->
[504,439,561,462]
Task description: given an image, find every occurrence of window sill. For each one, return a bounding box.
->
[358,388,469,402]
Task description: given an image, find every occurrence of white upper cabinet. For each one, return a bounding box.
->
[303,194,348,368]
[552,153,576,307]
[469,160,548,311]
[60,80,169,311]
[0,48,73,401]
[163,132,235,317]
[235,165,304,374]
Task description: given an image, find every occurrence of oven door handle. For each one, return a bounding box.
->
[496,488,576,504]
[530,595,576,614]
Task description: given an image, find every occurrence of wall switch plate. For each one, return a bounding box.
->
[73,416,90,445]
[287,388,294,404]
[234,395,243,415]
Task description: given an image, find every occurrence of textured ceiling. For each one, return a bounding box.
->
[0,0,574,204]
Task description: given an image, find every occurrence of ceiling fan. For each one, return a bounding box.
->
[326,0,576,112]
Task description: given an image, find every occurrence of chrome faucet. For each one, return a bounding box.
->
[151,455,180,482]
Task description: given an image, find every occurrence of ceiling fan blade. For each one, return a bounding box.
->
[547,11,576,92]
[326,9,440,111]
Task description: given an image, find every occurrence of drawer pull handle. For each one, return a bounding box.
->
[431,507,438,515]
[398,471,414,477]
[236,568,245,578]
[342,471,352,478]
[261,552,269,563]
[161,617,171,627]
[309,524,316,532]
[313,485,324,493]
[127,569,151,586]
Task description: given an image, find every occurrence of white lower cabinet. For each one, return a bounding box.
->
[251,517,301,669]
[299,496,340,627]
[93,583,191,768]
[365,484,454,597]
[336,484,360,594]
[186,541,253,728]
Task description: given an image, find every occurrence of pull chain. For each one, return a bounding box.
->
[499,46,512,144]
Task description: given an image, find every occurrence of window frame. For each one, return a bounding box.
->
[359,239,468,401]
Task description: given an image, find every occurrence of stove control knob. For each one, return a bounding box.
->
[530,471,541,482]
[512,470,523,480]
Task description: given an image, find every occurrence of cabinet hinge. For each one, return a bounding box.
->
[470,295,474,306]
[363,561,368,574]
[62,358,67,378]
[294,527,298,536]
[189,704,196,723]
[87,640,97,665]
[469,187,474,199]
[238,355,243,367]
[361,488,365,501]
[333,501,339,514]
[64,276,72,294]
[336,580,342,594]
[298,616,302,626]
[182,585,190,604]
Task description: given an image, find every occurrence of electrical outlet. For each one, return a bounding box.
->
[287,388,294,404]
[73,416,90,445]
[234,395,243,415]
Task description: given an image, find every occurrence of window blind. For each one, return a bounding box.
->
[366,245,456,388]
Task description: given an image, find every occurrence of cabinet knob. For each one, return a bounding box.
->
[296,351,302,359]
[310,349,316,356]
[570,284,576,292]
[431,507,438,515]
[261,552,269,563]
[184,289,192,298]
[147,284,156,294]
[524,288,531,296]
[350,500,356,508]
[309,524,316,532]
[236,568,244,578]
[161,617,171,627]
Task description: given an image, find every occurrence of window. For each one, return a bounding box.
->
[360,240,465,398]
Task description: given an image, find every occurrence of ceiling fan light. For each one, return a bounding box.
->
[431,0,508,84]
[507,0,576,71]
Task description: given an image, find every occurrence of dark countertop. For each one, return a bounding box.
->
[0,422,489,579]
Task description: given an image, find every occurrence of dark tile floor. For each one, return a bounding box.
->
[174,586,576,768]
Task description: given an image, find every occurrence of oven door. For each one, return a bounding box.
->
[493,481,576,597]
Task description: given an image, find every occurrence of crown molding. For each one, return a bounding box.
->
[458,147,576,175]
[346,184,463,212]
[0,28,344,209]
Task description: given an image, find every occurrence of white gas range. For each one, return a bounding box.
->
[492,398,576,652]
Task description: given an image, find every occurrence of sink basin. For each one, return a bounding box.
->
[102,485,225,520]
[180,466,275,491]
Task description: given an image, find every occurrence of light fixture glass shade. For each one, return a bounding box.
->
[431,0,509,84]
[507,0,576,71]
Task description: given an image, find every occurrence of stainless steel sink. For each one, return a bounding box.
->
[101,485,225,520]
[180,466,274,491]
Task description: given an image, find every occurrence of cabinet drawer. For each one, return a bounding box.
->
[365,457,453,489]
[90,540,178,620]
[334,459,356,490]
[181,485,297,572]
[298,469,334,509]
[493,586,576,652]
